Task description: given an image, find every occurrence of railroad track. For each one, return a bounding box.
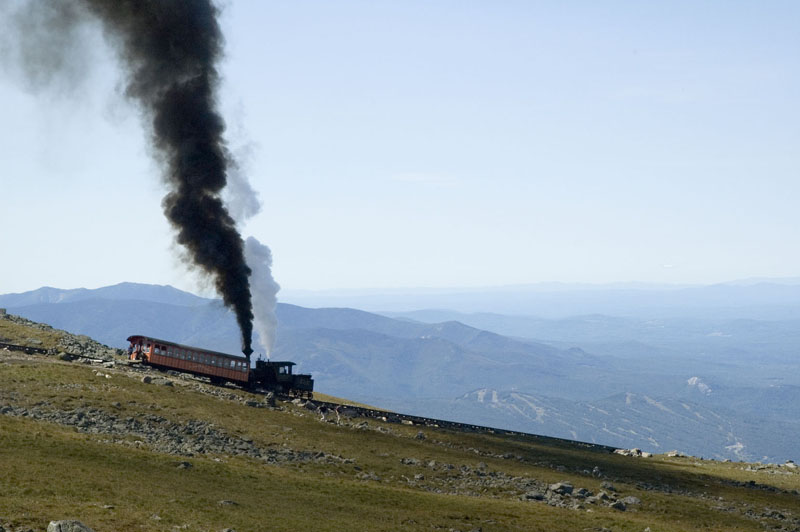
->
[1,344,618,455]
[292,397,619,455]
[0,341,51,355]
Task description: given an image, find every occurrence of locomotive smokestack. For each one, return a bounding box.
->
[242,345,253,369]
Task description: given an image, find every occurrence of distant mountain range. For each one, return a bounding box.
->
[2,282,798,462]
[283,278,800,319]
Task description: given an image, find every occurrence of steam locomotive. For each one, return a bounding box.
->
[126,334,314,398]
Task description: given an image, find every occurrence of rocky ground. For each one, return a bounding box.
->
[2,311,800,532]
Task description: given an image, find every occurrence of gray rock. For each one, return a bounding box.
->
[621,496,641,505]
[523,491,545,501]
[549,482,573,495]
[264,392,276,407]
[218,500,238,506]
[601,481,617,492]
[610,500,627,511]
[47,521,95,532]
[415,431,426,440]
[141,376,152,384]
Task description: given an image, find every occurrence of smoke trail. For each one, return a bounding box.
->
[225,149,282,358]
[85,0,254,357]
[2,0,256,357]
[244,237,281,357]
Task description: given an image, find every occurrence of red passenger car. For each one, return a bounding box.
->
[127,334,250,385]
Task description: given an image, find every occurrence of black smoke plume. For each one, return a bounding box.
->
[83,0,254,358]
[1,0,255,358]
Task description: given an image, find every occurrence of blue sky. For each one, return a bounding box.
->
[1,0,798,294]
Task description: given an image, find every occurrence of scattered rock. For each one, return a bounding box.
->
[218,500,238,506]
[574,487,591,498]
[47,521,95,532]
[176,461,193,469]
[415,431,426,440]
[523,491,545,501]
[549,482,573,495]
[610,500,627,511]
[621,496,641,505]
[615,447,652,458]
[141,376,152,384]
[601,481,617,492]
[264,392,276,407]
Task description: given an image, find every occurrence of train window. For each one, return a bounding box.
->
[230,360,235,369]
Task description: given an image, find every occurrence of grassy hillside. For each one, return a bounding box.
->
[1,313,799,531]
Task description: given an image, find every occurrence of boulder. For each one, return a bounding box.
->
[264,392,276,407]
[523,491,545,501]
[549,482,573,495]
[621,496,642,505]
[609,500,627,511]
[47,521,95,532]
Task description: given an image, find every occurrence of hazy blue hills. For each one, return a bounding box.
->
[2,282,799,461]
[0,282,209,308]
[288,279,800,319]
[384,388,800,462]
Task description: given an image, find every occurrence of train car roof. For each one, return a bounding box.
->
[126,334,246,361]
